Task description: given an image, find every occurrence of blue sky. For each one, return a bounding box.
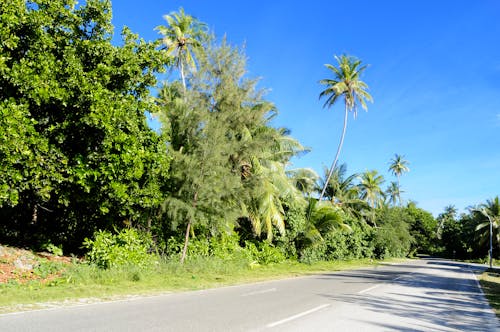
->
[110,0,499,216]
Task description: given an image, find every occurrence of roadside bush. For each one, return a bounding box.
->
[245,241,286,264]
[298,242,327,264]
[83,229,157,269]
[373,208,414,259]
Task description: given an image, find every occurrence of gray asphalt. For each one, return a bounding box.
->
[1,258,498,331]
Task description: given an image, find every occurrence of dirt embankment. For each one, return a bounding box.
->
[0,245,73,284]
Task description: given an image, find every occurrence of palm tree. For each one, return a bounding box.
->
[388,154,410,205]
[320,164,355,202]
[386,181,403,207]
[358,170,384,227]
[287,168,319,198]
[358,170,385,209]
[156,8,207,90]
[475,196,500,254]
[318,55,373,202]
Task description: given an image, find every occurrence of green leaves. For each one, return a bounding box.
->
[0,0,170,251]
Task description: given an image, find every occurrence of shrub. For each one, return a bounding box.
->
[245,241,286,264]
[82,229,157,269]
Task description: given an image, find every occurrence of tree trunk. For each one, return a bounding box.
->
[319,103,349,202]
[180,60,186,92]
[397,175,401,206]
[180,191,198,264]
[32,204,38,224]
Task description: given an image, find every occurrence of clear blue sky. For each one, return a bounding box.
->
[110,0,499,216]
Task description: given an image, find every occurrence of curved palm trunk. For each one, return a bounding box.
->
[180,60,186,91]
[319,103,349,202]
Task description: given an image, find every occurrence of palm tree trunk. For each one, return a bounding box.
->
[180,60,186,92]
[319,103,349,202]
[397,175,401,206]
[180,191,198,264]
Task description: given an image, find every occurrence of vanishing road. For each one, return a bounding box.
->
[1,258,498,331]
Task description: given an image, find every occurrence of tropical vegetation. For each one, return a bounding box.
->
[0,1,497,290]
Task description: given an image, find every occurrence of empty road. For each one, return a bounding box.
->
[1,258,498,331]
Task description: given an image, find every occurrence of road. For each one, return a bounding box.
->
[1,258,498,331]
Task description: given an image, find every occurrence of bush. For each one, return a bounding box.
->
[82,229,157,269]
[373,208,414,259]
[245,241,286,264]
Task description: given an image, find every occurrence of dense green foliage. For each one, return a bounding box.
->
[83,229,157,269]
[439,197,500,260]
[0,0,170,252]
[1,1,496,269]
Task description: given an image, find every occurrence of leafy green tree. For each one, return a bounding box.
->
[373,207,414,258]
[156,7,207,90]
[405,202,439,254]
[388,154,410,205]
[0,0,170,251]
[318,55,373,201]
[437,205,458,239]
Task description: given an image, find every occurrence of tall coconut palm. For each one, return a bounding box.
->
[318,55,373,201]
[388,154,410,205]
[156,8,207,90]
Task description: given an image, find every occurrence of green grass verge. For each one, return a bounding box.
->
[0,257,404,313]
[479,269,500,317]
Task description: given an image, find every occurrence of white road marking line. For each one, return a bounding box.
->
[266,304,331,328]
[358,284,382,294]
[241,288,277,297]
[358,274,409,294]
[469,269,485,296]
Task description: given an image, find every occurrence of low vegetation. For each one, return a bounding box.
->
[479,269,500,318]
[0,243,398,313]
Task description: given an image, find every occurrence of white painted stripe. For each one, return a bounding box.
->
[266,304,331,328]
[241,288,277,297]
[358,273,410,295]
[470,270,485,296]
[358,284,381,294]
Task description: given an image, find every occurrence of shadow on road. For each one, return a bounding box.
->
[314,259,497,331]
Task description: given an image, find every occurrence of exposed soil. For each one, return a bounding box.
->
[0,245,73,284]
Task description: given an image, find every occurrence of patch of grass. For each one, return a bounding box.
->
[0,257,405,313]
[479,268,500,317]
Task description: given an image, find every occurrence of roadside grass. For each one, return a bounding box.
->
[0,257,403,313]
[479,269,500,317]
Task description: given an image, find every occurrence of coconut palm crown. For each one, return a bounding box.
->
[156,8,207,90]
[318,54,373,201]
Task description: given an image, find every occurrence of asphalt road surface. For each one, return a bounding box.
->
[1,258,498,331]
